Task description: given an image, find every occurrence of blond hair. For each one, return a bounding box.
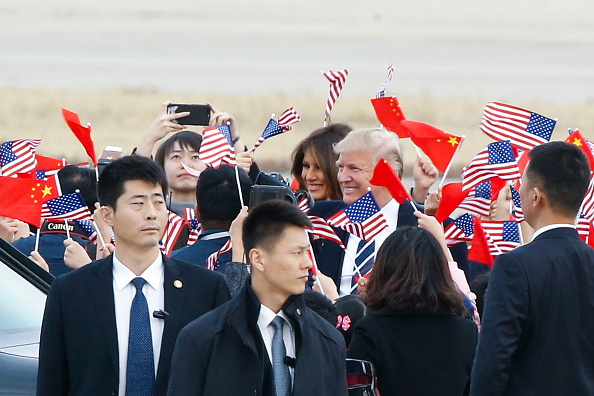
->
[334,128,403,177]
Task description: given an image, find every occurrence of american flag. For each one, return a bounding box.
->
[444,213,475,246]
[308,215,346,249]
[252,108,301,152]
[41,192,92,221]
[206,239,232,270]
[482,220,521,255]
[199,125,234,168]
[458,180,494,217]
[183,207,201,246]
[180,162,202,178]
[576,213,591,242]
[462,141,521,191]
[510,186,524,222]
[297,195,311,214]
[322,69,348,124]
[327,191,388,241]
[480,102,555,151]
[74,219,98,242]
[0,139,41,176]
[580,175,594,224]
[217,124,236,166]
[160,211,186,256]
[376,64,395,99]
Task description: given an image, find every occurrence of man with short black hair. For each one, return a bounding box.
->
[471,141,594,395]
[37,155,231,396]
[167,200,347,396]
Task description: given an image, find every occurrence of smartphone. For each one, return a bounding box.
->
[167,104,211,126]
[249,185,287,209]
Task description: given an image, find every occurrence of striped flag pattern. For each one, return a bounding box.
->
[0,139,41,176]
[580,175,594,224]
[183,207,201,246]
[322,69,348,124]
[252,108,301,152]
[199,125,234,168]
[462,141,521,191]
[480,102,555,151]
[458,180,494,217]
[376,64,395,99]
[444,214,475,246]
[206,239,233,270]
[576,213,591,242]
[308,215,346,249]
[327,191,388,241]
[511,186,524,222]
[41,192,92,221]
[160,211,186,256]
[482,220,521,255]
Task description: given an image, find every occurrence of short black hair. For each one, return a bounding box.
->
[196,165,252,222]
[242,200,312,262]
[154,131,202,169]
[98,155,168,209]
[526,141,590,216]
[57,165,98,213]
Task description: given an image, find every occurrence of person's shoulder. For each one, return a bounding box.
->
[302,306,345,348]
[310,200,346,218]
[181,297,236,337]
[166,256,223,279]
[50,256,111,287]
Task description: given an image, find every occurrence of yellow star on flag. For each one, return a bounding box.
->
[448,137,459,147]
[41,185,53,198]
[572,138,583,147]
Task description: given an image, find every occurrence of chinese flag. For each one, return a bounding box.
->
[370,158,412,204]
[401,120,463,173]
[35,155,67,172]
[565,130,594,171]
[0,176,59,226]
[62,108,98,166]
[435,182,469,223]
[370,97,410,138]
[468,217,494,268]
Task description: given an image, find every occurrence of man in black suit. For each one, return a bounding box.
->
[471,141,594,395]
[37,155,231,396]
[167,200,347,395]
[311,127,437,294]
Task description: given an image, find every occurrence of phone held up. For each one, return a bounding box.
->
[167,103,211,126]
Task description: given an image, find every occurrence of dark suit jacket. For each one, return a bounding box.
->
[171,229,231,272]
[471,227,594,395]
[167,279,347,396]
[37,254,231,396]
[347,308,478,396]
[309,199,419,287]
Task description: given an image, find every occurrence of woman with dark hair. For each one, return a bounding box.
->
[291,123,351,201]
[347,218,478,396]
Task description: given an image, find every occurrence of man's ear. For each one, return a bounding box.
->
[532,187,544,208]
[249,248,265,273]
[101,205,115,227]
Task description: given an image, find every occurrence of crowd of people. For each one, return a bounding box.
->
[1,99,593,396]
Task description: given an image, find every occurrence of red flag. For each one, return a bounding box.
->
[370,158,412,204]
[468,217,494,268]
[565,130,594,172]
[435,182,469,223]
[0,176,59,226]
[370,97,410,138]
[401,120,463,173]
[35,155,67,172]
[62,108,98,166]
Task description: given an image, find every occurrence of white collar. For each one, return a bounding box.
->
[257,304,293,330]
[112,252,164,292]
[531,223,575,241]
[381,198,400,231]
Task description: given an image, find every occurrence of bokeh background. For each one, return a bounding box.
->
[1,0,593,175]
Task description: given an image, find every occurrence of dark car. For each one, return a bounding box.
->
[0,238,52,395]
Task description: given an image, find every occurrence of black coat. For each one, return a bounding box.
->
[347,308,478,396]
[167,279,348,396]
[37,254,231,396]
[471,227,594,395]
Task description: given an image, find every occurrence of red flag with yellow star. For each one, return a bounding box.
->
[370,96,410,138]
[62,108,98,167]
[0,176,58,226]
[565,130,594,171]
[401,120,463,173]
[370,158,413,204]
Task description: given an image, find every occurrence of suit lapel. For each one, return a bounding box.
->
[156,256,187,382]
[89,256,119,375]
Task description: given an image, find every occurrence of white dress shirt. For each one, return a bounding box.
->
[531,223,575,241]
[339,198,400,295]
[113,252,165,396]
[257,305,296,383]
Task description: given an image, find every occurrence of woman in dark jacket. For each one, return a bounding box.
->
[347,224,478,396]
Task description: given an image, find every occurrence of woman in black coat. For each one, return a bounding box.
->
[347,221,478,396]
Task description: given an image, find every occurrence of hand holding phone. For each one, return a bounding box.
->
[167,104,211,126]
